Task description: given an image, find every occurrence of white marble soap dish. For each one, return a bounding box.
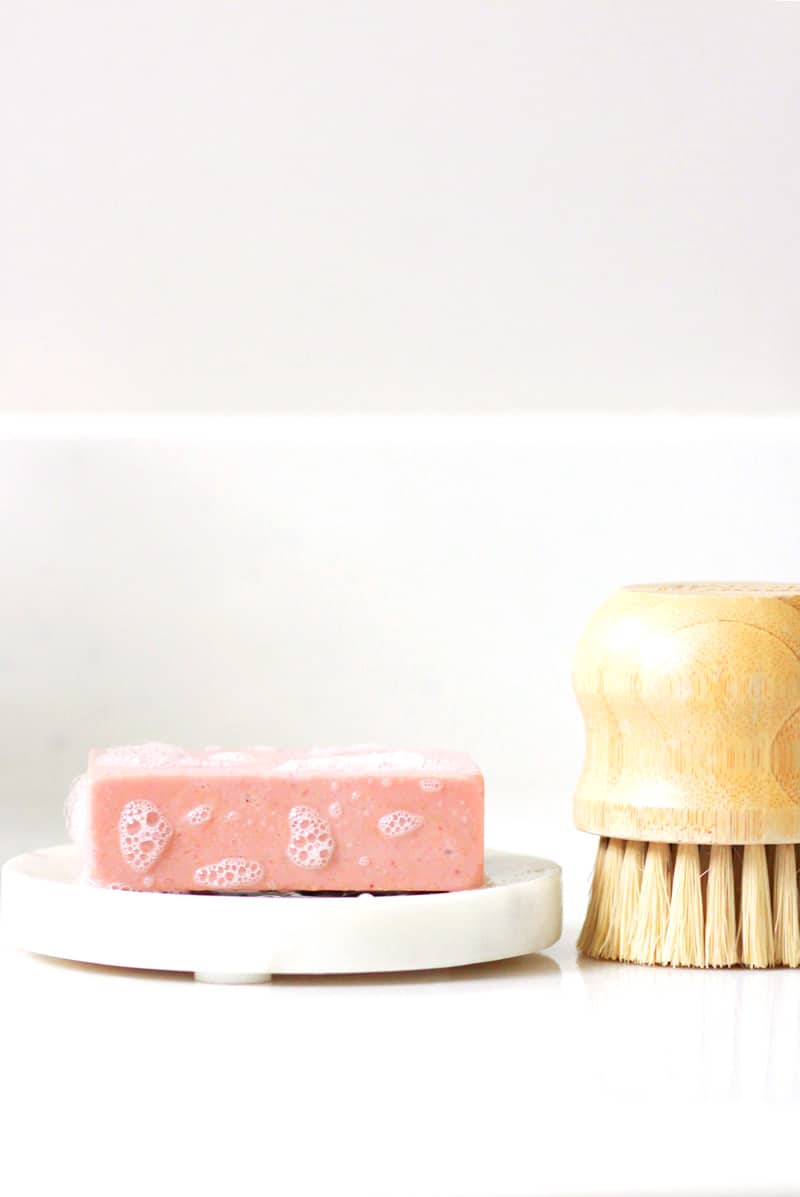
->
[1,845,562,983]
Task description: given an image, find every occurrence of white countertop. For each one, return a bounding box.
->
[3,813,800,1197]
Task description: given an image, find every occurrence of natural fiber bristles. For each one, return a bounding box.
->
[595,838,626,959]
[576,837,607,956]
[705,846,737,967]
[773,845,800,967]
[577,837,623,959]
[664,843,704,966]
[740,845,775,968]
[618,840,644,958]
[630,841,671,964]
[579,837,800,968]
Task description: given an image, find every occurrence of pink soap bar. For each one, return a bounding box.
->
[67,744,484,893]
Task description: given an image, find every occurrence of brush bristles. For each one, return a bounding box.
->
[630,841,671,964]
[664,843,704,967]
[740,844,775,968]
[596,838,625,959]
[705,846,738,967]
[579,837,800,968]
[577,837,607,956]
[618,840,645,958]
[773,844,800,967]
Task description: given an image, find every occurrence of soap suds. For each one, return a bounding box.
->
[185,804,212,825]
[274,750,427,776]
[194,858,264,889]
[182,749,254,768]
[98,743,182,768]
[287,805,335,869]
[65,773,90,846]
[329,801,342,818]
[378,810,425,839]
[118,800,173,872]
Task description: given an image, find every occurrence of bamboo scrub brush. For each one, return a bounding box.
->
[574,583,800,969]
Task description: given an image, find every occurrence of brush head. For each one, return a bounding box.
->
[579,838,800,968]
[573,583,800,845]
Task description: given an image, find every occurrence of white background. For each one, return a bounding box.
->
[2,2,799,414]
[4,4,800,1196]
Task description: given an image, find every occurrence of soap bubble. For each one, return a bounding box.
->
[377,811,425,839]
[287,805,335,869]
[193,858,264,889]
[118,800,173,872]
[185,804,212,825]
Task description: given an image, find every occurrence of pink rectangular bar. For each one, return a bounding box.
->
[68,744,484,893]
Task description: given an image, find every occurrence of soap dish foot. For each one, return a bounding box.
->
[193,970,272,985]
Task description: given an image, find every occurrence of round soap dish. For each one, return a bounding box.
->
[1,846,561,983]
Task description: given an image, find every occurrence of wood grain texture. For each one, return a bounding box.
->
[573,584,800,844]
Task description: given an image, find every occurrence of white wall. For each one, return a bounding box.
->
[4,413,800,870]
[3,3,799,414]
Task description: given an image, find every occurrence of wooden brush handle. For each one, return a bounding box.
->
[573,583,800,844]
